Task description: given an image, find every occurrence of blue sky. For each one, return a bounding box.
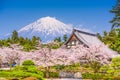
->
[0,0,116,36]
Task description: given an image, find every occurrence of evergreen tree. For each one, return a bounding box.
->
[19,36,25,45]
[54,38,58,42]
[100,29,120,53]
[102,31,108,44]
[110,0,120,28]
[63,34,68,42]
[0,40,3,47]
[57,37,61,42]
[32,36,37,46]
[36,37,42,42]
[7,38,11,43]
[54,37,61,42]
[11,30,18,43]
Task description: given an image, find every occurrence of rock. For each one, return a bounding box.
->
[74,72,82,79]
[59,71,74,78]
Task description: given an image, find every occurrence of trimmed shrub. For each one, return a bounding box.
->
[82,73,104,79]
[43,71,59,78]
[22,60,35,66]
[49,72,59,78]
[0,70,44,80]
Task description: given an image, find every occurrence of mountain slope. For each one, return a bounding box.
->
[18,16,73,42]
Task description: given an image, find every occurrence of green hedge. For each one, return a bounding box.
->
[0,71,44,80]
[82,73,104,79]
[0,61,44,80]
[49,72,59,78]
[43,71,59,78]
[22,60,35,66]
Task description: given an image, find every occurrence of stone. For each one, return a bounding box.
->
[74,72,82,79]
[59,71,74,78]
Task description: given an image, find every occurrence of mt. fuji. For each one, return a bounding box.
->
[18,16,73,42]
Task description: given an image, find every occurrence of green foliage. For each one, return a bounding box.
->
[22,60,35,66]
[90,61,102,73]
[53,65,65,71]
[54,35,68,43]
[1,40,10,47]
[50,42,64,49]
[51,45,60,49]
[12,30,19,43]
[63,34,68,42]
[82,73,104,79]
[23,43,36,52]
[111,56,120,69]
[0,70,44,80]
[100,65,110,73]
[0,30,41,52]
[43,71,59,78]
[110,0,120,28]
[98,29,120,53]
[53,63,80,72]
[49,72,59,78]
[100,57,120,79]
[54,37,61,42]
[0,61,44,80]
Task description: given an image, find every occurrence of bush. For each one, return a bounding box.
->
[82,73,104,79]
[0,62,44,80]
[103,77,113,80]
[22,60,35,66]
[20,66,38,73]
[90,61,102,73]
[0,70,44,80]
[43,71,59,78]
[53,65,65,71]
[111,57,120,69]
[49,72,59,78]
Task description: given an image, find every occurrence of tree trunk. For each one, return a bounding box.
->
[45,66,50,78]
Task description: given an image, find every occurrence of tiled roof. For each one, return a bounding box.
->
[73,29,102,47]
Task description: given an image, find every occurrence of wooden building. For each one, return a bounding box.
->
[65,29,103,48]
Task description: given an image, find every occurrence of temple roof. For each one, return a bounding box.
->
[65,29,102,47]
[73,29,102,47]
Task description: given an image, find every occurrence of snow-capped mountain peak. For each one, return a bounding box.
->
[18,16,73,42]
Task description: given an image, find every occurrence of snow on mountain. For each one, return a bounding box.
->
[18,16,73,42]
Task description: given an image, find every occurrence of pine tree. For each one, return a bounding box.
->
[58,37,61,42]
[63,34,68,42]
[54,37,61,42]
[110,0,120,28]
[11,30,19,43]
[32,36,37,46]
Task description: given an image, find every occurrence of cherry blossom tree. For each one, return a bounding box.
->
[0,43,117,71]
[0,47,22,69]
[0,55,3,68]
[68,44,117,65]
